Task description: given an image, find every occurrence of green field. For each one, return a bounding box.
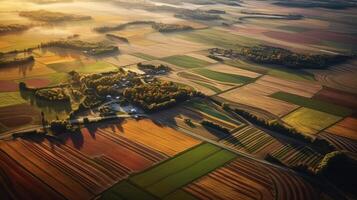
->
[224,60,315,81]
[321,40,357,52]
[185,100,237,123]
[0,92,27,108]
[164,190,197,200]
[100,181,157,200]
[47,60,85,72]
[192,81,222,93]
[161,55,211,69]
[283,107,341,135]
[224,60,269,74]
[131,53,158,61]
[267,68,315,82]
[47,60,117,73]
[179,28,261,50]
[178,72,212,82]
[47,72,71,85]
[278,25,312,33]
[192,68,254,84]
[130,143,237,198]
[270,92,353,117]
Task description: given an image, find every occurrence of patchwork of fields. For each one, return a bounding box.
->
[0,0,356,199]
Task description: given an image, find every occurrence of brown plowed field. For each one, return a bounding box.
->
[325,117,357,141]
[186,157,321,200]
[99,119,200,156]
[0,148,65,200]
[0,104,40,131]
[25,78,52,88]
[67,128,156,172]
[0,80,18,92]
[313,87,357,110]
[318,132,357,153]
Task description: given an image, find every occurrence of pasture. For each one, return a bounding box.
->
[0,92,27,108]
[130,143,237,198]
[191,81,221,93]
[282,107,341,135]
[192,68,254,84]
[224,60,315,82]
[271,91,353,117]
[207,64,262,79]
[47,60,117,73]
[131,53,158,61]
[161,55,211,69]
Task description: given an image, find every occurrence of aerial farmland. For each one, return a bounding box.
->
[0,0,357,200]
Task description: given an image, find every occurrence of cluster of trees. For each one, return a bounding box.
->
[84,70,137,89]
[239,45,352,69]
[153,0,241,6]
[207,54,224,62]
[123,81,202,112]
[206,9,226,14]
[35,88,70,102]
[19,10,92,22]
[50,120,78,135]
[240,11,303,20]
[19,82,36,91]
[95,21,193,34]
[40,40,118,55]
[0,24,30,34]
[0,55,34,67]
[201,120,230,134]
[152,23,193,33]
[175,10,222,20]
[274,0,357,10]
[314,151,357,196]
[137,62,170,74]
[94,21,155,33]
[106,34,129,43]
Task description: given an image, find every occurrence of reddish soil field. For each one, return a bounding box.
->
[0,116,33,128]
[186,157,321,200]
[0,138,124,200]
[99,119,200,156]
[326,117,357,141]
[318,132,357,153]
[263,31,318,44]
[304,30,357,45]
[264,30,357,45]
[0,80,18,92]
[186,157,275,200]
[0,104,40,130]
[25,78,52,88]
[65,127,165,172]
[0,149,64,200]
[313,87,357,110]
